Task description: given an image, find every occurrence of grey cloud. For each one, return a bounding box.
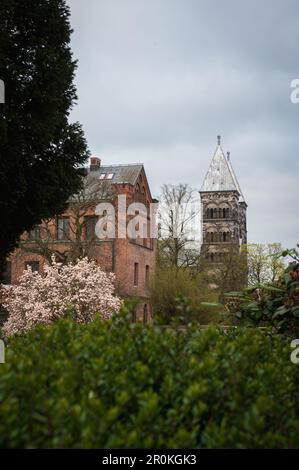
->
[68,0,299,248]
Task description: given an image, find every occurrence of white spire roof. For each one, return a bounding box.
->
[200,140,246,203]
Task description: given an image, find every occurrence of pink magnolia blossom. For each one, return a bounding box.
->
[2,257,122,337]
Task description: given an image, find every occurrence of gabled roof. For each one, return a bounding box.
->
[200,143,246,203]
[88,163,144,185]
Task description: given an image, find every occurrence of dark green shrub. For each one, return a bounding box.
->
[0,313,299,448]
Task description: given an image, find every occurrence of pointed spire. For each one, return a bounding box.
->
[200,140,246,205]
[217,135,221,146]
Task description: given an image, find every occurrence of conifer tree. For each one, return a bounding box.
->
[0,0,89,274]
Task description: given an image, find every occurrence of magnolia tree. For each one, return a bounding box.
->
[2,258,122,337]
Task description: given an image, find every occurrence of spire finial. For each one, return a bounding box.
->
[227,151,230,161]
[217,135,221,146]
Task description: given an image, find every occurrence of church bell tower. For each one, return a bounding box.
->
[200,137,247,263]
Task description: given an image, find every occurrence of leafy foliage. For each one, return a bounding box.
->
[0,315,298,448]
[150,266,221,324]
[226,259,299,335]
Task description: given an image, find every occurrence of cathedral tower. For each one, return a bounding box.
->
[200,137,247,263]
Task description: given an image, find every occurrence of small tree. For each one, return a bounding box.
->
[2,258,122,337]
[247,243,285,286]
[150,265,220,324]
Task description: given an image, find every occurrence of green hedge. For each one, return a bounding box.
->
[0,314,299,448]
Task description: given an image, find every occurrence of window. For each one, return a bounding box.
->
[25,261,40,273]
[28,226,40,241]
[145,265,150,283]
[132,310,137,323]
[1,261,11,285]
[57,217,70,240]
[221,231,230,242]
[134,262,139,286]
[220,208,229,219]
[135,183,140,201]
[85,216,98,240]
[106,173,114,180]
[143,304,148,323]
[99,173,106,180]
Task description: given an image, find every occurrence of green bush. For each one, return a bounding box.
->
[150,266,222,324]
[0,312,299,448]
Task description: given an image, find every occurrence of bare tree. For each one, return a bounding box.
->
[157,184,200,268]
[17,174,113,264]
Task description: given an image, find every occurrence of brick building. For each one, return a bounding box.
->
[5,157,157,322]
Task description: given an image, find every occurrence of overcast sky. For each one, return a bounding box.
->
[68,0,298,248]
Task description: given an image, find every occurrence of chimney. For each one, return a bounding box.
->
[90,156,101,171]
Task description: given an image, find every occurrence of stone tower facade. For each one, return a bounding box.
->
[200,137,247,263]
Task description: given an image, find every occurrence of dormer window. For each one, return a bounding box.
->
[99,173,114,180]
